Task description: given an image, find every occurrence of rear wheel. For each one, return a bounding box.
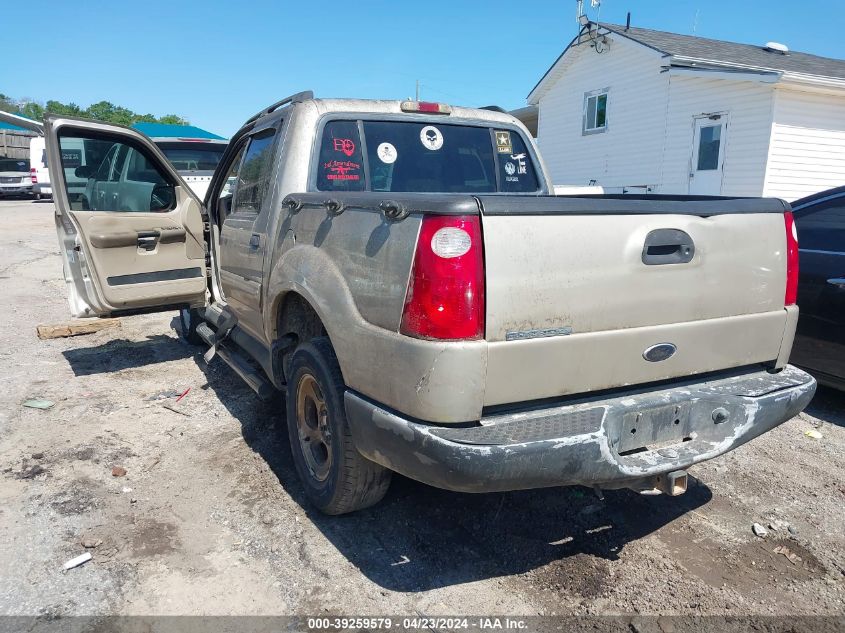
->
[178,307,205,346]
[286,337,391,514]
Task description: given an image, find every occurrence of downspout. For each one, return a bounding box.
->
[657,58,674,194]
[760,83,780,197]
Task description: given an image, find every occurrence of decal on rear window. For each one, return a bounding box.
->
[376,142,397,164]
[494,130,512,154]
[323,160,361,182]
[332,138,356,157]
[419,126,444,151]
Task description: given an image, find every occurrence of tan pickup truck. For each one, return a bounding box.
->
[20,93,817,514]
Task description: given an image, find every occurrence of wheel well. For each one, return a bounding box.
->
[275,293,327,382]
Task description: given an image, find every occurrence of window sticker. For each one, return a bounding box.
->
[504,162,516,176]
[323,160,361,182]
[419,125,444,151]
[494,130,512,154]
[511,153,528,175]
[333,138,356,157]
[377,142,397,164]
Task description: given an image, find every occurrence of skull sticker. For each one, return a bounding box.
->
[377,142,398,164]
[419,125,444,151]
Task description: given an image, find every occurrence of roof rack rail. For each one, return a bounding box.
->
[245,90,314,125]
[480,105,506,113]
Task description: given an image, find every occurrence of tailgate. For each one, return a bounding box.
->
[479,195,793,405]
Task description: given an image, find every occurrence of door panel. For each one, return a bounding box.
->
[792,198,845,382]
[688,115,726,195]
[46,116,207,317]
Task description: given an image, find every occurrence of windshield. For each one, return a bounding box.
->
[315,119,540,194]
[0,158,29,173]
[155,142,226,172]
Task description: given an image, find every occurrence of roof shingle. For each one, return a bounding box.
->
[602,23,845,80]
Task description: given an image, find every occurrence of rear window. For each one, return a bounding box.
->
[315,119,539,193]
[0,158,29,172]
[156,142,226,171]
[316,120,365,192]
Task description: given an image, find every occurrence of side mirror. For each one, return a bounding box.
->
[75,165,95,179]
[150,183,176,211]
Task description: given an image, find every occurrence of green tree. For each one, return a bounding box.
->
[159,114,189,125]
[84,101,116,122]
[45,100,82,116]
[19,101,44,121]
[0,93,190,126]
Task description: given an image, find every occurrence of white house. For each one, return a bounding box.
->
[526,22,845,201]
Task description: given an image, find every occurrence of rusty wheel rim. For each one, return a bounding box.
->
[295,373,332,482]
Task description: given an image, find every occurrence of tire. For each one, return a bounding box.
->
[178,307,205,346]
[286,337,391,514]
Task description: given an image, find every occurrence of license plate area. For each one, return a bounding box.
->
[618,402,694,453]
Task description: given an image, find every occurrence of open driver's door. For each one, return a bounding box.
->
[45,116,207,317]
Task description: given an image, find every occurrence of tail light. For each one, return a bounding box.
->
[784,211,799,306]
[30,168,37,184]
[400,215,484,340]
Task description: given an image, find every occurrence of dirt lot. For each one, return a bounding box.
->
[0,198,843,622]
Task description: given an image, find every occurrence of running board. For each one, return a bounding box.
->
[197,304,238,363]
[196,323,276,401]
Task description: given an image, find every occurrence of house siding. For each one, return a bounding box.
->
[660,74,774,196]
[535,35,669,190]
[763,88,845,201]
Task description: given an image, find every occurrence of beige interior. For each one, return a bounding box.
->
[68,186,206,312]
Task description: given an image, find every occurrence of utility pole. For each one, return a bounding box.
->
[415,80,420,101]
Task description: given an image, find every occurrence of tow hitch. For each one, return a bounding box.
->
[655,470,688,496]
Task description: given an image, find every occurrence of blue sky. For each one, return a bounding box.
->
[3,0,844,137]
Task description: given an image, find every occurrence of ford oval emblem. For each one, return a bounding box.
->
[643,343,677,362]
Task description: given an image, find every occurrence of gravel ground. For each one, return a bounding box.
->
[0,198,843,624]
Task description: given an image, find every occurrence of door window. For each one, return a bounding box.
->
[216,144,246,224]
[58,133,174,212]
[94,144,118,181]
[696,124,722,171]
[232,129,277,215]
[795,200,845,252]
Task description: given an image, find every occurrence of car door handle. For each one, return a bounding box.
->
[137,230,161,251]
[828,278,845,288]
[642,229,695,265]
[249,234,261,249]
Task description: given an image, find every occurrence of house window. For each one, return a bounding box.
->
[583,89,608,135]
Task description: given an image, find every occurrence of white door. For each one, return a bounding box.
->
[688,115,726,195]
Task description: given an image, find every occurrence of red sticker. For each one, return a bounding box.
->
[323,160,360,181]
[333,138,356,157]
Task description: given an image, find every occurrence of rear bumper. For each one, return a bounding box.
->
[0,184,33,195]
[33,183,52,195]
[344,365,816,493]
